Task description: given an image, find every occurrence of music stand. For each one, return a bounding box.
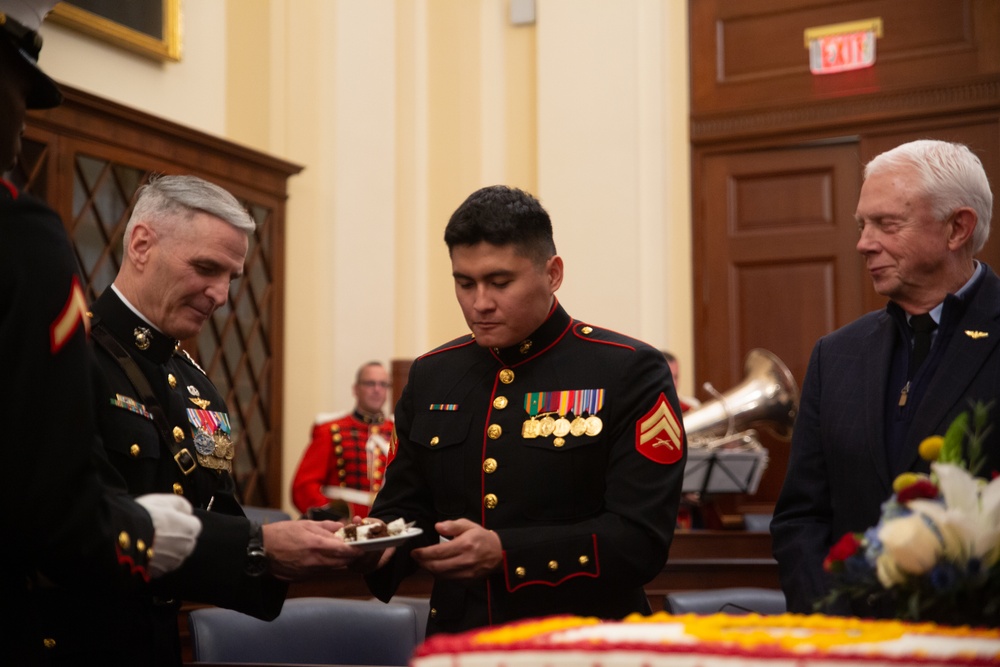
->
[682,430,769,496]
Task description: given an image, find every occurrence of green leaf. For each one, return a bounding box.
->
[939,411,968,465]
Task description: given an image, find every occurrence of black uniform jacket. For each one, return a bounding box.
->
[366,301,686,634]
[89,288,286,665]
[1,187,156,665]
[772,264,1000,616]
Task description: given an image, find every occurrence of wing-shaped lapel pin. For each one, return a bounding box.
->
[964,330,989,339]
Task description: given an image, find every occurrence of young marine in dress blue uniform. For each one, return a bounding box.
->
[363,185,687,635]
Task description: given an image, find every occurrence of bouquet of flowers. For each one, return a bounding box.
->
[822,401,1000,626]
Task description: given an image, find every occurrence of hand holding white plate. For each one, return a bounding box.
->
[334,517,422,551]
[348,526,423,552]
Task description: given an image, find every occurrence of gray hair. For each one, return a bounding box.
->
[123,174,255,247]
[864,140,993,254]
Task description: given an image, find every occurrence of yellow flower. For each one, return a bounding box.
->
[892,472,925,494]
[918,435,944,462]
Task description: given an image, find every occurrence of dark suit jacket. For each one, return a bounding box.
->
[771,264,1000,615]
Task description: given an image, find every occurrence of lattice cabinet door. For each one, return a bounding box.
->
[22,87,300,508]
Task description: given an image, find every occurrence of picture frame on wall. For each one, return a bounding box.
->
[51,0,181,62]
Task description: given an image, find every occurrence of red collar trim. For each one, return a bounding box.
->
[1,179,18,200]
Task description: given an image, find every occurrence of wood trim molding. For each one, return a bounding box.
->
[27,83,303,194]
[692,75,1000,146]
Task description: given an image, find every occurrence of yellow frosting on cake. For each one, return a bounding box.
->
[471,615,600,645]
[471,611,997,654]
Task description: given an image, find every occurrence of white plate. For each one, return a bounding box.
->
[344,527,423,551]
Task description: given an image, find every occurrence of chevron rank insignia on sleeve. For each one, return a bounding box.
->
[635,393,684,464]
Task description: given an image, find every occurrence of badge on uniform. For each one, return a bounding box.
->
[186,408,234,472]
[635,393,683,464]
[50,276,89,354]
[110,393,154,420]
[187,385,211,409]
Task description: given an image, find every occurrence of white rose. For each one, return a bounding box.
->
[876,551,907,588]
[877,513,942,577]
[907,500,968,562]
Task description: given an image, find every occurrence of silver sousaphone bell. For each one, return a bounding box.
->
[684,348,799,445]
[681,349,799,495]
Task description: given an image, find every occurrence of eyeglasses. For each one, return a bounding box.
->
[359,380,391,389]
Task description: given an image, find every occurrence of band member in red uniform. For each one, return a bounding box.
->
[292,361,395,519]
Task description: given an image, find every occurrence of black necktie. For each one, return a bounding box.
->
[909,313,937,376]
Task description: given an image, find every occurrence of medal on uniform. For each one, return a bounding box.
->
[187,407,234,471]
[523,389,606,441]
[525,391,573,440]
[576,389,606,438]
[212,432,235,472]
[193,429,215,455]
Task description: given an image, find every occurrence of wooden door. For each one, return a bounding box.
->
[693,141,864,511]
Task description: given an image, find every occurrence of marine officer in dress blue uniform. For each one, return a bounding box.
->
[89,174,365,666]
[362,185,687,635]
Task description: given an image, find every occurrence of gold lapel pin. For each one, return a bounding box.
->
[964,330,989,339]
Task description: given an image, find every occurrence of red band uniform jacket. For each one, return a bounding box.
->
[366,302,686,635]
[292,411,393,518]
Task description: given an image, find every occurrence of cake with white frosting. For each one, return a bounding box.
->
[334,517,408,542]
[411,612,1000,667]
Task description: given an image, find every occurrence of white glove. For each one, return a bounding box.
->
[135,493,202,578]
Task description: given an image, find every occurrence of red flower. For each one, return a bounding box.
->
[896,479,939,504]
[824,533,861,572]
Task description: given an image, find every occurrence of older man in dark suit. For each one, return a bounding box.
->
[771,139,1000,616]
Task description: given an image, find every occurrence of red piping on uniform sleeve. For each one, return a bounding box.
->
[117,546,151,583]
[501,534,601,593]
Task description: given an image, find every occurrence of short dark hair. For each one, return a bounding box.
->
[444,185,557,266]
[354,361,385,384]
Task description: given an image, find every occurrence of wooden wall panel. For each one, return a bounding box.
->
[692,0,998,118]
[734,262,835,388]
[695,142,862,510]
[690,0,1000,519]
[699,143,863,379]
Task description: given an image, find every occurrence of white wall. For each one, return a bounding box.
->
[41,1,228,138]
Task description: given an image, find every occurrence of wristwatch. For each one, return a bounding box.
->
[245,522,268,577]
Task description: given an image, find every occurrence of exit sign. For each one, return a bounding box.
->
[804,18,883,76]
